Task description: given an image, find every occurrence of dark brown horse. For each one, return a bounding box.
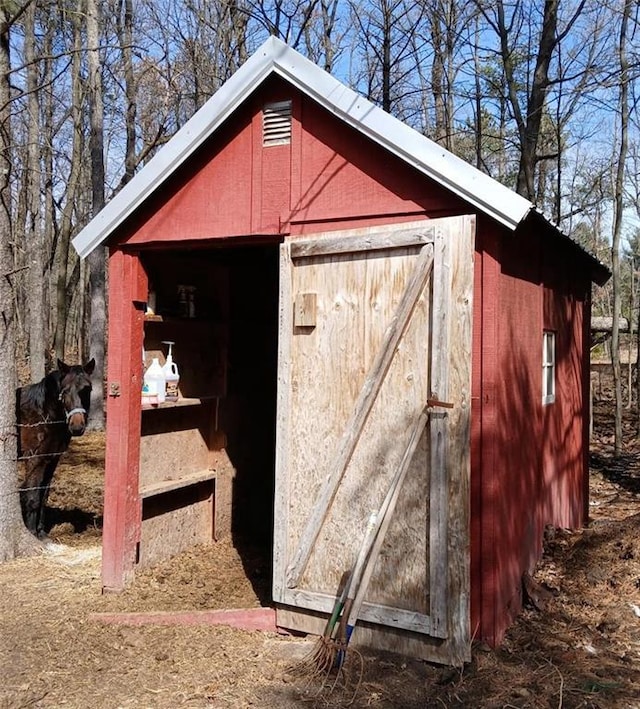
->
[17,359,95,538]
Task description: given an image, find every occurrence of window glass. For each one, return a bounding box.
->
[542,331,555,404]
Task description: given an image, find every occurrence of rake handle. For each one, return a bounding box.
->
[347,407,431,630]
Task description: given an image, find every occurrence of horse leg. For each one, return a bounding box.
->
[20,460,45,537]
[36,457,60,539]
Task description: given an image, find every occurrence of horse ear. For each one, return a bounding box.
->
[84,358,96,375]
[57,359,70,374]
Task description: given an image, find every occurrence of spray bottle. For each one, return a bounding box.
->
[161,341,180,402]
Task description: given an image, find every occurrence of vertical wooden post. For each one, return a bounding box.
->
[102,248,146,591]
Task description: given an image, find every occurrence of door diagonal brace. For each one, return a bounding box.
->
[286,242,435,589]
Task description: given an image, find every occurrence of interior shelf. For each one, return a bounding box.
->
[139,468,216,499]
[141,396,217,410]
[144,314,210,323]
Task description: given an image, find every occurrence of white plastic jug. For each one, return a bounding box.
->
[142,357,166,404]
[162,341,180,402]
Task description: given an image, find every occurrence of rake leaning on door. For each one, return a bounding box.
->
[296,511,379,677]
[300,402,447,677]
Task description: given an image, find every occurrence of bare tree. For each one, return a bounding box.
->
[0,3,38,562]
[242,0,319,49]
[425,0,467,150]
[23,1,47,382]
[41,7,56,358]
[302,0,345,72]
[116,0,137,186]
[477,0,588,200]
[467,29,516,181]
[86,0,106,430]
[52,8,85,361]
[611,0,632,456]
[349,0,423,114]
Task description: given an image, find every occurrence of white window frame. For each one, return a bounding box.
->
[542,331,556,405]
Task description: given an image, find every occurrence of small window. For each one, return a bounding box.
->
[263,100,292,146]
[542,331,555,405]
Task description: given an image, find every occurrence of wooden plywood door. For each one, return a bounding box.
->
[273,216,475,665]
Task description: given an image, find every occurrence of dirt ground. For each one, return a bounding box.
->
[1,400,640,708]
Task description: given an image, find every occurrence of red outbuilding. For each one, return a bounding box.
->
[73,37,609,665]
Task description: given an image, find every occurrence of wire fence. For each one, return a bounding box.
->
[2,418,100,498]
[11,418,68,462]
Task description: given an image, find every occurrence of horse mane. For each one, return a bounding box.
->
[18,370,63,421]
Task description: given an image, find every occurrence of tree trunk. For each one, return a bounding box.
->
[117,0,136,186]
[24,0,47,382]
[317,0,339,71]
[430,5,447,147]
[381,2,392,112]
[514,0,558,199]
[611,0,631,456]
[0,6,38,562]
[636,258,640,434]
[52,13,83,361]
[429,0,461,152]
[472,14,482,170]
[42,13,55,367]
[487,1,560,199]
[86,0,106,430]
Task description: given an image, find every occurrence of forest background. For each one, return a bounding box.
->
[0,0,638,555]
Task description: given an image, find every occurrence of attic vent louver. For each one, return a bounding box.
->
[263,100,292,146]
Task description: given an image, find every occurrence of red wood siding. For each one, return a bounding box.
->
[115,78,468,249]
[290,94,463,229]
[541,237,590,531]
[119,106,257,245]
[102,249,147,590]
[471,219,502,646]
[472,218,547,646]
[472,221,590,646]
[251,88,294,233]
[492,226,545,643]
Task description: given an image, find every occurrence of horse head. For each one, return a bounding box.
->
[58,358,96,436]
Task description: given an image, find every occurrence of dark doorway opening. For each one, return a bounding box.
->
[141,241,281,604]
[220,244,280,600]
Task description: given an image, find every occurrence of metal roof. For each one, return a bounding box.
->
[72,36,537,259]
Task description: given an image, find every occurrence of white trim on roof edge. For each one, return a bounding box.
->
[72,36,532,259]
